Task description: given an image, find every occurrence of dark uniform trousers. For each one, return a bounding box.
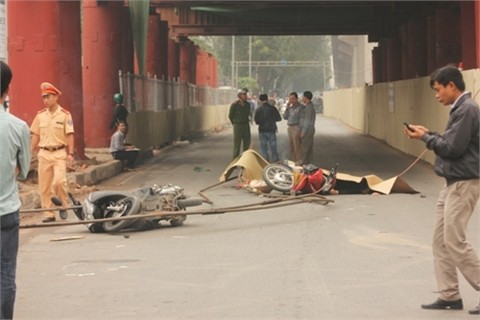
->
[232,123,251,159]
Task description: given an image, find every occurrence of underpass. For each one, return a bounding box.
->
[15,115,479,319]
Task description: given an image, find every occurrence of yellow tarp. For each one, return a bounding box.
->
[220,150,418,195]
[220,150,269,182]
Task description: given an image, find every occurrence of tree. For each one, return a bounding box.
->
[236,77,258,93]
[192,35,331,96]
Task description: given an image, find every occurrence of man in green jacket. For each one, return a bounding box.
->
[229,88,252,159]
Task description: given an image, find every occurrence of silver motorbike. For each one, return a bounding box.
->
[63,184,204,233]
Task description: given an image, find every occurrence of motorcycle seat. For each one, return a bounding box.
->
[302,163,319,174]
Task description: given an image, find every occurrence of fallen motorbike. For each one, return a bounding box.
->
[262,162,337,194]
[54,184,204,233]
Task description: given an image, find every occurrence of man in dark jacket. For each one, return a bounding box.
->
[405,65,479,315]
[254,93,282,162]
[300,90,316,164]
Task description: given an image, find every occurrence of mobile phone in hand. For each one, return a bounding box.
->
[403,122,415,132]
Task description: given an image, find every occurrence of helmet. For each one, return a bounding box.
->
[113,93,123,104]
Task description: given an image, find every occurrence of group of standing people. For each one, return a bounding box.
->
[282,91,316,165]
[229,88,317,166]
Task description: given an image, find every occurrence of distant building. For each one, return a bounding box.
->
[331,35,377,88]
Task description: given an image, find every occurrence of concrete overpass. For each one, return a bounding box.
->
[5,0,480,154]
[153,0,479,81]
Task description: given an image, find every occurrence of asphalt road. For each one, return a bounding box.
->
[16,115,479,319]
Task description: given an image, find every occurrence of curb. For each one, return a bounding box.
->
[20,148,154,210]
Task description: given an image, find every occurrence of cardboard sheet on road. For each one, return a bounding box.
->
[220,150,417,195]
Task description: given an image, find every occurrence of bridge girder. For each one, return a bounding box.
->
[149,0,445,41]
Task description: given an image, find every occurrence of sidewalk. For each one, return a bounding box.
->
[19,147,154,211]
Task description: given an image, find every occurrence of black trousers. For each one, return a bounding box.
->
[1,210,19,320]
[112,150,139,169]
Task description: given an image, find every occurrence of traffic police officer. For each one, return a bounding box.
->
[30,82,75,222]
[228,88,252,159]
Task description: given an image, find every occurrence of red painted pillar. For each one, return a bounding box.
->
[158,20,169,79]
[167,39,179,80]
[147,14,161,77]
[82,0,133,148]
[210,54,218,87]
[476,1,480,67]
[179,39,196,83]
[434,8,461,68]
[386,38,401,81]
[399,24,409,79]
[408,19,427,77]
[8,0,85,158]
[460,1,476,69]
[426,15,436,74]
[196,49,209,86]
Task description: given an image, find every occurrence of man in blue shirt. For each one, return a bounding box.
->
[282,92,304,164]
[0,60,31,319]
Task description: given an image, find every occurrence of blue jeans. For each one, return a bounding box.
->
[259,131,279,163]
[1,210,19,320]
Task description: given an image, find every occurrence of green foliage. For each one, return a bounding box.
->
[237,77,259,92]
[194,35,331,95]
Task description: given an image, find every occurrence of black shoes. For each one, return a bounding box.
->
[42,217,56,223]
[421,298,463,310]
[469,304,480,315]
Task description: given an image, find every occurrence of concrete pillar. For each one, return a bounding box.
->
[82,0,133,147]
[8,0,85,157]
[372,46,381,83]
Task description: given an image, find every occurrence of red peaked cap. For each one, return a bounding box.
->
[40,82,62,96]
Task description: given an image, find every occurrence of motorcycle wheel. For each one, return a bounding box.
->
[262,163,294,193]
[103,196,141,233]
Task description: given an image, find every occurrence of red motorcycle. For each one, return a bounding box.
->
[262,162,337,194]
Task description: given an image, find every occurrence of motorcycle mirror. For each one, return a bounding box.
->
[51,197,63,206]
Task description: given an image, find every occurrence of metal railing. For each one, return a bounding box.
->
[119,71,236,112]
